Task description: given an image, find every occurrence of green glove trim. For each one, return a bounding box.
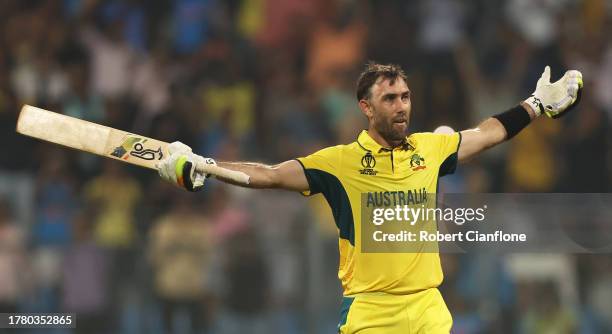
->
[175,155,188,188]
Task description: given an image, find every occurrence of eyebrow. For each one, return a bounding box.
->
[381,90,411,100]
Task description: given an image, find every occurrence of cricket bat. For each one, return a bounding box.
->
[16,105,250,184]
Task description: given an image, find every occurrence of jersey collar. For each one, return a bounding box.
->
[356,130,414,153]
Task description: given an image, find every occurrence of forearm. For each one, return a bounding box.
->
[157,142,309,192]
[216,161,280,188]
[494,102,537,140]
[458,104,535,162]
[214,160,309,191]
[459,118,506,162]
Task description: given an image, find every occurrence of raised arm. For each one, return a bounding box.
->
[156,142,309,192]
[458,103,535,163]
[458,66,582,163]
[214,160,308,191]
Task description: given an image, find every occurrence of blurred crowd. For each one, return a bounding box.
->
[0,0,610,333]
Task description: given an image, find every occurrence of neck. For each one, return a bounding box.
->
[367,127,405,149]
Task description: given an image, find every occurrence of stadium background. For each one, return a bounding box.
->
[0,0,610,333]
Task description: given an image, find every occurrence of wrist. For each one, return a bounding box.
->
[492,104,532,140]
[522,96,543,117]
[520,100,538,120]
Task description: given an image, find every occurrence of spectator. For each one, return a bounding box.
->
[305,0,366,92]
[33,149,77,246]
[79,20,136,99]
[519,281,577,334]
[0,198,26,313]
[213,227,271,334]
[61,209,110,334]
[85,160,141,250]
[148,194,212,333]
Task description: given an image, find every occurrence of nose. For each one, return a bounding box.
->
[395,98,410,113]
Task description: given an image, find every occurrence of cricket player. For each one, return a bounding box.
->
[157,62,582,333]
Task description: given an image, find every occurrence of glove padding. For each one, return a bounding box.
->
[156,141,216,192]
[523,66,583,118]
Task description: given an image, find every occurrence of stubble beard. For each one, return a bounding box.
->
[373,113,408,147]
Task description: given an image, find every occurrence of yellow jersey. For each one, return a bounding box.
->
[297,130,461,295]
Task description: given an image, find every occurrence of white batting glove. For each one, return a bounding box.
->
[523,66,583,118]
[156,141,216,192]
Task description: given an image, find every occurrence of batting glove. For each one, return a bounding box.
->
[156,141,216,192]
[523,66,583,118]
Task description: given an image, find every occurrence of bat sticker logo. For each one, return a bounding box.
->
[111,136,163,161]
[130,143,163,160]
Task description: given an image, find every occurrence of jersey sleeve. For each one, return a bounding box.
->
[295,145,342,196]
[415,132,462,177]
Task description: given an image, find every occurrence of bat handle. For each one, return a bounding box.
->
[196,162,251,185]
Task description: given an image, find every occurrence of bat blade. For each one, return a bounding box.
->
[16,105,167,170]
[16,105,250,184]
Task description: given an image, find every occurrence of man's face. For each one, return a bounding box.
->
[362,77,412,144]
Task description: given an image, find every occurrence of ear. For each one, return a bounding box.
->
[359,99,373,119]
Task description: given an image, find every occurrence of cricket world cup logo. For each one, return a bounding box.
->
[360,151,377,175]
[111,136,163,161]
